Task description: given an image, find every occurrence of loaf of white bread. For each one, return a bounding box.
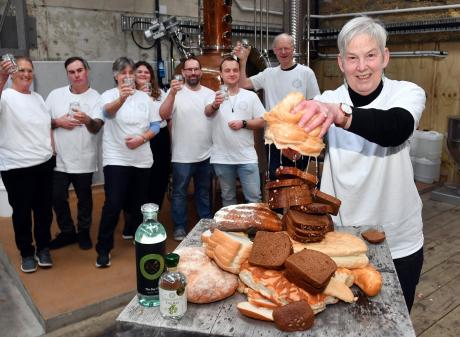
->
[201,229,252,274]
[176,247,239,303]
[291,231,369,269]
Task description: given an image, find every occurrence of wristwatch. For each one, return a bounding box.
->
[338,103,353,128]
[242,120,247,128]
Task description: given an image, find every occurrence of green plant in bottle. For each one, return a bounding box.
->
[135,203,167,307]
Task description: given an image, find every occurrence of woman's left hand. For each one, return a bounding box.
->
[125,135,144,149]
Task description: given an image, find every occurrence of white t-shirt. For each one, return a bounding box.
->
[250,64,320,110]
[170,85,214,163]
[46,86,103,173]
[317,78,426,259]
[0,88,53,171]
[101,88,161,168]
[207,88,265,164]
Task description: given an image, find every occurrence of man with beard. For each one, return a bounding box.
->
[160,56,214,241]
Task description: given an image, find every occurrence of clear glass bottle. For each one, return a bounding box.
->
[159,253,187,320]
[135,203,167,307]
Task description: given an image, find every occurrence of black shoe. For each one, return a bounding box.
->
[96,251,111,268]
[122,227,134,240]
[49,232,77,250]
[78,230,93,250]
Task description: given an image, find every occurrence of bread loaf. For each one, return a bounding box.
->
[176,247,238,303]
[214,203,282,232]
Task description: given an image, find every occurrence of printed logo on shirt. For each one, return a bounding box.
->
[238,101,249,111]
[292,79,302,89]
[137,102,147,113]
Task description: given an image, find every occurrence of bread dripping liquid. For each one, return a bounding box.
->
[266,143,271,181]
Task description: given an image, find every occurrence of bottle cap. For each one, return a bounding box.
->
[141,203,159,214]
[165,253,180,268]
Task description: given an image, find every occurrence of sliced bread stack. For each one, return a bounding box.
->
[264,166,341,242]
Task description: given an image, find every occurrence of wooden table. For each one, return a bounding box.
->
[116,220,416,337]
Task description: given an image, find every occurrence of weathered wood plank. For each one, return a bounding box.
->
[116,221,416,337]
[418,304,460,337]
[411,274,460,336]
[421,196,457,222]
[422,234,460,273]
[422,204,460,236]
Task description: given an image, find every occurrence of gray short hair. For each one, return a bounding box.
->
[112,56,135,81]
[272,33,294,50]
[337,16,387,58]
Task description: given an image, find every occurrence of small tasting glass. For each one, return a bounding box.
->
[219,84,229,100]
[68,102,80,118]
[1,54,18,74]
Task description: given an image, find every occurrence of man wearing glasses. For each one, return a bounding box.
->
[160,56,214,241]
[234,33,320,180]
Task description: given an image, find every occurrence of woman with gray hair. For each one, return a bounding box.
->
[95,56,161,268]
[293,16,425,311]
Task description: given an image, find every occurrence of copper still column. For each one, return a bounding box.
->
[196,0,233,90]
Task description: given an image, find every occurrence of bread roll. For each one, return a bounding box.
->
[350,264,383,297]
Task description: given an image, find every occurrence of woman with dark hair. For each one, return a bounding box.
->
[0,56,55,273]
[134,61,170,210]
[94,57,161,268]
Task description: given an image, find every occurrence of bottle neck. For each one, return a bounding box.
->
[143,211,158,222]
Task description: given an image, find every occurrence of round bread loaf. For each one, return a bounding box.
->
[176,247,239,303]
[273,300,315,332]
[361,229,386,244]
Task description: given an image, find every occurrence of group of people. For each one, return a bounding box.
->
[0,16,424,312]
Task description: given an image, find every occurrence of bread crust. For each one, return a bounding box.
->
[267,184,312,209]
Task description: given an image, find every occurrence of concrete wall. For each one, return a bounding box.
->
[26,0,284,62]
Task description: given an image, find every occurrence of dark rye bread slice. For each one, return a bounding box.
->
[311,190,341,216]
[285,249,337,290]
[275,166,317,187]
[285,210,332,231]
[285,270,325,294]
[267,184,312,209]
[361,229,386,244]
[273,300,315,332]
[286,225,324,243]
[265,178,305,190]
[249,231,293,269]
[292,203,335,215]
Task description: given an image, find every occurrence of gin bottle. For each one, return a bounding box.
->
[159,253,187,320]
[135,203,166,307]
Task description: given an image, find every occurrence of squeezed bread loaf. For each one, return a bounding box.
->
[273,300,315,332]
[249,231,292,269]
[176,247,238,303]
[264,92,325,157]
[214,203,282,232]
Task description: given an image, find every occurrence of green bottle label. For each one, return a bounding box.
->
[135,241,165,296]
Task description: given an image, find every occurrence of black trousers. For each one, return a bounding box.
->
[52,171,93,234]
[1,157,55,257]
[148,126,171,209]
[96,165,149,253]
[393,247,424,312]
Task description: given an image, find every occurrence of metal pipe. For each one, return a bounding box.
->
[317,50,448,59]
[290,0,298,57]
[266,0,269,51]
[253,0,257,47]
[234,0,282,16]
[197,0,202,49]
[260,0,263,50]
[309,4,460,19]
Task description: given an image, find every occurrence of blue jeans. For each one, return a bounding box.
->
[213,163,261,207]
[171,159,213,232]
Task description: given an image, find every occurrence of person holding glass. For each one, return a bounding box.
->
[0,56,55,273]
[292,16,425,312]
[95,57,161,268]
[120,61,170,240]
